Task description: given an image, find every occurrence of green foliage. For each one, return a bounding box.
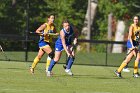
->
[0,0,87,35]
[94,0,140,40]
[95,0,127,40]
[45,0,87,31]
[0,0,25,35]
[0,0,87,51]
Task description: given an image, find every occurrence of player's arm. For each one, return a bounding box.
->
[60,30,71,56]
[52,26,59,36]
[128,25,134,49]
[73,26,79,45]
[35,23,46,35]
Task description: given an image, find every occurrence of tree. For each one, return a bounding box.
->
[0,0,87,51]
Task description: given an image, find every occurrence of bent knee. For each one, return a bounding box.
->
[53,58,59,62]
[37,55,42,59]
[48,51,55,59]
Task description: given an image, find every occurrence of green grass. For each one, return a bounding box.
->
[0,51,136,67]
[0,61,140,93]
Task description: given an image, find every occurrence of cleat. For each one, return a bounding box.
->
[133,73,140,78]
[47,71,51,77]
[122,68,130,72]
[30,67,34,74]
[45,69,53,75]
[114,70,122,78]
[45,69,48,73]
[63,65,66,69]
[65,69,73,76]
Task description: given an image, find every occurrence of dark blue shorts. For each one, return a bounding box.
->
[38,41,50,48]
[127,40,138,48]
[55,43,70,51]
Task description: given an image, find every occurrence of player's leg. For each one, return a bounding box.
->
[122,41,134,72]
[63,45,75,69]
[41,45,55,73]
[122,49,131,72]
[122,64,130,72]
[65,56,74,76]
[43,45,53,71]
[47,51,62,76]
[46,42,55,70]
[46,44,63,76]
[46,56,51,72]
[133,52,140,78]
[65,45,75,76]
[67,47,75,69]
[114,51,134,78]
[30,49,44,74]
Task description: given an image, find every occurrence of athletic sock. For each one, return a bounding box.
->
[48,59,56,71]
[31,56,40,69]
[117,62,127,73]
[134,61,139,74]
[46,56,51,70]
[67,57,74,69]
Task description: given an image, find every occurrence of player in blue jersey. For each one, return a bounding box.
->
[47,19,78,76]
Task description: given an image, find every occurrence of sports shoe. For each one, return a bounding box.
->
[63,65,66,69]
[114,70,122,78]
[65,69,73,76]
[47,71,51,77]
[133,73,140,78]
[122,68,130,72]
[45,69,53,75]
[30,67,34,74]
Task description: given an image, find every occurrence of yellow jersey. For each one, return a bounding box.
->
[41,23,55,42]
[131,24,140,40]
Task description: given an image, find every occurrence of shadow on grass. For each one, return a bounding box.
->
[0,67,27,70]
[51,74,124,79]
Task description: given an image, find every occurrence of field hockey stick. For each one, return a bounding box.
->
[124,47,136,60]
[0,45,10,61]
[64,44,77,68]
[71,43,77,52]
[30,32,58,36]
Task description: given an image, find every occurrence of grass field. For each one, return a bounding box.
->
[0,51,136,67]
[0,61,140,93]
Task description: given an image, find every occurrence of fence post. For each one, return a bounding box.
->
[105,43,108,66]
[25,0,30,62]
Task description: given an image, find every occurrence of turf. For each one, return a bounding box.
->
[0,61,140,93]
[0,51,136,67]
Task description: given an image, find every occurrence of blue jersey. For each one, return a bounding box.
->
[56,26,74,46]
[55,26,74,51]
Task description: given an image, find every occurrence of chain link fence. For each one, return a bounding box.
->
[0,0,135,67]
[0,37,136,67]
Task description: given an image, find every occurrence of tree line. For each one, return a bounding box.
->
[0,0,140,51]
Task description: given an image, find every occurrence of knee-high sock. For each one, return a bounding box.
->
[31,57,40,69]
[48,59,56,71]
[46,56,51,70]
[134,61,139,74]
[65,57,69,66]
[124,64,128,69]
[117,62,127,73]
[66,57,74,69]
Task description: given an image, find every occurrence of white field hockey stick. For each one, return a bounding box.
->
[30,32,58,36]
[124,47,137,60]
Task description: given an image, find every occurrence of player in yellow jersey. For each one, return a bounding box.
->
[114,15,140,78]
[30,14,59,74]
